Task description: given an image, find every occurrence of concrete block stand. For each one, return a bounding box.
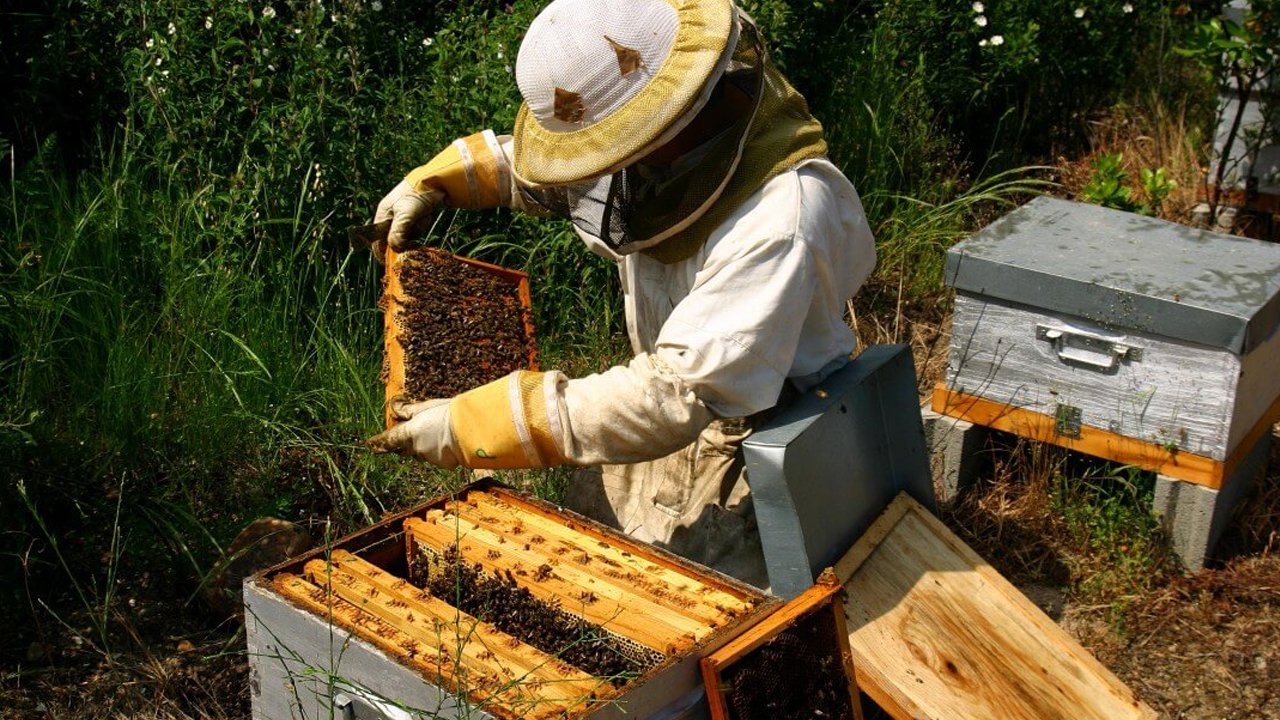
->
[1153,431,1273,571]
[923,403,1276,571]
[921,406,987,503]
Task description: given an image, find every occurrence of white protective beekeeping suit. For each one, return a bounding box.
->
[368,0,875,587]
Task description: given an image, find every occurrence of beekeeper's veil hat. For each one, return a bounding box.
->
[513,0,827,262]
[513,0,735,185]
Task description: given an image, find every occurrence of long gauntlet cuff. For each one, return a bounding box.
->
[445,354,714,470]
[449,370,569,470]
[405,130,512,209]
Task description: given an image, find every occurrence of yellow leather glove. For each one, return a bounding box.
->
[367,355,713,471]
[366,398,459,467]
[372,130,512,254]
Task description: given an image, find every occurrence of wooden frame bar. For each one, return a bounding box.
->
[272,572,598,720]
[700,570,863,720]
[931,383,1280,490]
[458,493,749,612]
[404,514,707,651]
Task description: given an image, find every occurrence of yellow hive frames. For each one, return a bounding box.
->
[406,513,703,653]
[455,493,749,614]
[276,553,615,720]
[267,484,772,720]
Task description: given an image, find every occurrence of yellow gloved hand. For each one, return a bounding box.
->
[366,398,459,467]
[373,180,443,254]
[372,130,512,256]
[366,355,714,471]
[366,371,569,470]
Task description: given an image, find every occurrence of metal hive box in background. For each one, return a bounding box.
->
[244,481,776,720]
[938,196,1280,484]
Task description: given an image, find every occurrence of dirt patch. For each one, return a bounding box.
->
[1071,556,1280,719]
[0,590,249,720]
[392,248,534,401]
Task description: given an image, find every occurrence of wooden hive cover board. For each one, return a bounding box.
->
[835,493,1155,720]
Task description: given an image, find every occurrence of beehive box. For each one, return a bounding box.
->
[934,196,1280,488]
[244,481,776,719]
[701,570,862,720]
[382,246,537,428]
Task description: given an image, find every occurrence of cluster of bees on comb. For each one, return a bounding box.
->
[271,487,763,719]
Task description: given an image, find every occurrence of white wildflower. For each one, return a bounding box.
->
[975,15,987,26]
[1074,7,1085,18]
[1122,2,1133,12]
[161,69,170,77]
[972,1,984,12]
[262,5,276,19]
[371,0,382,9]
[204,16,213,29]
[167,21,176,35]
[979,38,989,47]
[267,64,275,72]
[145,37,155,49]
[154,56,163,66]
[294,27,302,34]
[990,34,1004,45]
[422,36,434,47]
[496,50,504,59]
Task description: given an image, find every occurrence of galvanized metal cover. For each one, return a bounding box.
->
[944,196,1280,354]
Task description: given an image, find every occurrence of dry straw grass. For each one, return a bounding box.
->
[1056,93,1208,225]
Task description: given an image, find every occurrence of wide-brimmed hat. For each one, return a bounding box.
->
[512,0,737,187]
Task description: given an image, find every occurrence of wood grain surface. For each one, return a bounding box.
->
[948,295,1237,460]
[838,494,1156,720]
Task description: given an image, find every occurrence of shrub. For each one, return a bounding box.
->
[832,0,1207,162]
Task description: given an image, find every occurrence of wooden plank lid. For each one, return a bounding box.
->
[835,493,1156,720]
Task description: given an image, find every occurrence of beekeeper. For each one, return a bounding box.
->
[367,0,875,587]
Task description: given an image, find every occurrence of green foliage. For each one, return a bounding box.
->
[0,0,593,628]
[1139,166,1177,216]
[1051,464,1174,624]
[839,0,1204,160]
[1175,1,1279,214]
[1081,152,1137,211]
[1080,153,1178,216]
[736,3,1049,293]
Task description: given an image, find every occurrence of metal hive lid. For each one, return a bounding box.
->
[944,196,1280,354]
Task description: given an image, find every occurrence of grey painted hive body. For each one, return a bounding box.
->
[943,196,1280,460]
